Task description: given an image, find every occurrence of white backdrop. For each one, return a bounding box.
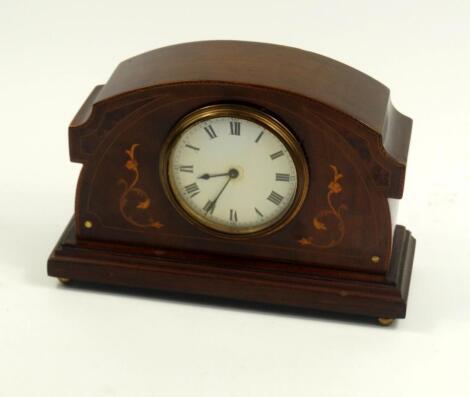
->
[1,1,469,396]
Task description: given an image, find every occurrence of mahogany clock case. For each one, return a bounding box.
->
[48,41,416,321]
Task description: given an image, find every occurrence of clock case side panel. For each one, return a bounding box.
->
[380,101,413,235]
[382,100,413,169]
[68,82,401,275]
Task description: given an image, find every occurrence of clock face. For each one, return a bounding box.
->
[164,105,308,236]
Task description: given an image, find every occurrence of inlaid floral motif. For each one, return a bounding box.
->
[118,144,164,229]
[298,165,347,248]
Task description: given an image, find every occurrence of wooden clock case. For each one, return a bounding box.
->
[48,41,416,322]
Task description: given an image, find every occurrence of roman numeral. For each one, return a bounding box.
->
[255,130,264,143]
[255,207,264,217]
[275,173,290,182]
[230,121,241,136]
[179,165,194,173]
[203,200,215,214]
[270,150,284,160]
[184,182,200,197]
[230,209,238,222]
[204,125,217,139]
[267,190,284,206]
[185,144,200,151]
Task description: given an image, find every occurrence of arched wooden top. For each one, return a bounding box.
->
[95,41,390,133]
[71,41,412,169]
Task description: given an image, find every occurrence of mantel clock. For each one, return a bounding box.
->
[48,41,416,325]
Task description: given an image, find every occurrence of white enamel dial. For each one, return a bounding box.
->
[166,107,305,235]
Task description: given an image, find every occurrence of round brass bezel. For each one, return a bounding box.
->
[160,104,309,238]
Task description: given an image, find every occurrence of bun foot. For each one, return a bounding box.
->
[378,318,394,326]
[58,277,71,284]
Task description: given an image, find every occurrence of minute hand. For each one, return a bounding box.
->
[206,176,232,213]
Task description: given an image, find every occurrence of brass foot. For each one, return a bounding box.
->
[378,318,394,326]
[58,277,71,284]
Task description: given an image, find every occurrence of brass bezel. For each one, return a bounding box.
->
[160,104,309,239]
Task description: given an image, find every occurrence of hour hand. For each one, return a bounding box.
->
[199,169,239,180]
[198,172,230,180]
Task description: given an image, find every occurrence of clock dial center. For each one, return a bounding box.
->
[228,168,239,179]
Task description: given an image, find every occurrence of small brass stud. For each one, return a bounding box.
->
[371,255,380,264]
[378,318,394,326]
[84,220,93,229]
[58,277,71,284]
